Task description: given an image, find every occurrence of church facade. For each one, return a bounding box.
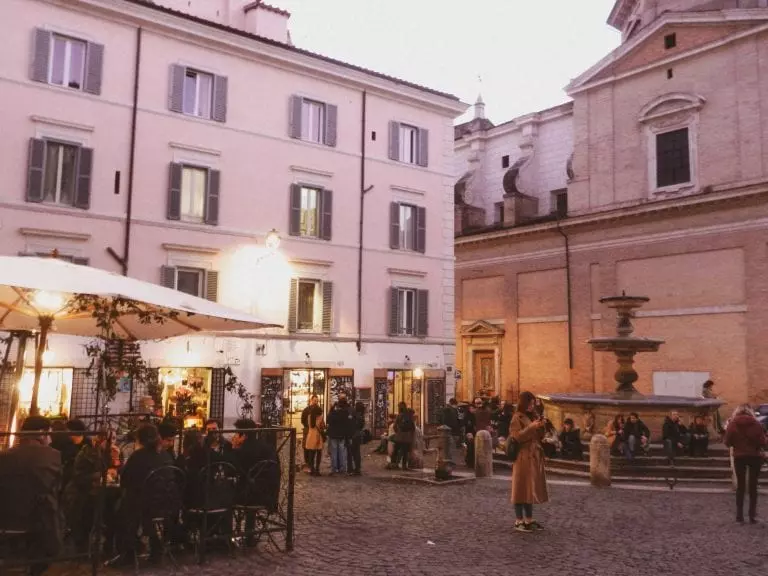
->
[454,0,768,412]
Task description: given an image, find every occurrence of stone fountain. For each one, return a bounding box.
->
[539,294,723,439]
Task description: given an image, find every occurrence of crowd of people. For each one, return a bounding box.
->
[0,414,281,573]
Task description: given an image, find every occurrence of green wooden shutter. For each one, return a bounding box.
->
[416,206,426,254]
[324,103,338,147]
[205,270,219,302]
[322,281,333,335]
[84,42,104,95]
[212,75,228,123]
[289,184,302,236]
[388,287,400,336]
[167,163,182,220]
[416,289,429,337]
[388,121,400,161]
[389,202,400,249]
[289,95,303,138]
[74,147,93,209]
[26,139,46,203]
[161,266,177,289]
[31,29,51,83]
[205,169,220,225]
[288,278,299,332]
[320,188,333,241]
[417,128,429,167]
[169,64,185,113]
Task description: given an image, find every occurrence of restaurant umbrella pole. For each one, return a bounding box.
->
[29,316,53,417]
[3,331,31,446]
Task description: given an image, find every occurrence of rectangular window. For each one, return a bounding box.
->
[180,166,207,222]
[399,204,416,250]
[656,128,690,188]
[297,279,321,330]
[183,69,213,119]
[398,288,416,336]
[50,35,86,90]
[43,141,78,206]
[502,155,510,169]
[176,267,204,297]
[399,124,418,164]
[301,99,325,143]
[664,33,677,49]
[551,189,568,218]
[300,186,320,237]
[495,201,504,224]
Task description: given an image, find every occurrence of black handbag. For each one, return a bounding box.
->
[506,437,520,462]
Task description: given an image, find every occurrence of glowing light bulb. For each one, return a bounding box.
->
[414,368,424,379]
[32,290,65,314]
[265,229,281,251]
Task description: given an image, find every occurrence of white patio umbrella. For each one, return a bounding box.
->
[0,256,280,414]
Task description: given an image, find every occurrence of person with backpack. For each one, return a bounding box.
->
[347,401,367,476]
[326,394,355,475]
[392,402,416,471]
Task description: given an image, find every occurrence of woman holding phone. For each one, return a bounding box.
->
[509,391,549,532]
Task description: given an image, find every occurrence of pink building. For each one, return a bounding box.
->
[0,0,466,430]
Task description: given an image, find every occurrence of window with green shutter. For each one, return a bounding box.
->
[26,138,92,210]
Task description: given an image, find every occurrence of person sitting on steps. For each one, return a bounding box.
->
[622,412,650,461]
[558,419,583,461]
[662,410,690,460]
[689,414,710,457]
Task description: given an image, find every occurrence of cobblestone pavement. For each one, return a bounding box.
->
[47,451,768,576]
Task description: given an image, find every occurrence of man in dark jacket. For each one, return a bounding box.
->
[662,411,690,459]
[326,395,354,474]
[559,418,583,461]
[622,412,651,461]
[232,418,280,513]
[438,398,461,440]
[0,416,63,576]
[689,414,710,457]
[300,395,319,471]
[204,418,233,463]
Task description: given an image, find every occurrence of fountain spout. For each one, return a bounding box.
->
[588,295,664,395]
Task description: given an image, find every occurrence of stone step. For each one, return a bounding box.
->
[545,467,768,486]
[545,458,732,479]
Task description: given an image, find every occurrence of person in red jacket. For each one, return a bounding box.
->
[724,405,767,524]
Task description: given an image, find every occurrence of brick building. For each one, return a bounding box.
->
[454,0,768,412]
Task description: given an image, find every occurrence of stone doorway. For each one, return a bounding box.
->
[473,350,496,399]
[460,320,505,400]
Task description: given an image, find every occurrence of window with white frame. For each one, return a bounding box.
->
[301,99,325,143]
[43,141,79,205]
[297,279,321,331]
[655,128,691,188]
[399,124,418,164]
[183,69,213,119]
[50,35,86,90]
[175,267,205,297]
[180,166,207,222]
[300,186,320,237]
[398,288,416,336]
[398,204,416,250]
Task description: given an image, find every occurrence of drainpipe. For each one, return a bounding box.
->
[555,217,574,369]
[356,90,373,352]
[108,26,142,275]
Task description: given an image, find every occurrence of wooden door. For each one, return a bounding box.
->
[473,351,495,399]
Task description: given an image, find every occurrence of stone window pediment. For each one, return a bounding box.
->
[638,93,706,127]
[460,320,505,337]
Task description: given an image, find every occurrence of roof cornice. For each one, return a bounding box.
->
[567,10,768,96]
[59,0,467,116]
[455,178,768,248]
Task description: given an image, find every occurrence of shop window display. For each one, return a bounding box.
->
[160,367,212,428]
[18,368,73,418]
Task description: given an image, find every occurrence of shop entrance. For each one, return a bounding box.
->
[282,369,327,432]
[373,369,447,437]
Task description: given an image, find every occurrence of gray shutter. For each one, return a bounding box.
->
[322,281,333,335]
[205,169,220,225]
[161,266,177,289]
[205,270,219,302]
[26,138,46,203]
[288,278,299,332]
[417,128,429,167]
[74,147,93,209]
[212,75,228,123]
[388,287,400,336]
[324,103,338,147]
[72,257,89,266]
[389,202,400,249]
[388,121,400,161]
[289,95,303,139]
[31,29,51,83]
[167,163,182,220]
[289,183,302,236]
[416,206,426,254]
[169,64,185,113]
[83,42,104,95]
[416,289,429,337]
[320,188,333,241]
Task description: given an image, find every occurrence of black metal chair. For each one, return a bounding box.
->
[135,465,185,573]
[185,461,238,562]
[233,460,282,550]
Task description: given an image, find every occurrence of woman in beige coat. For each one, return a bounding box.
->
[304,405,325,476]
[510,391,549,532]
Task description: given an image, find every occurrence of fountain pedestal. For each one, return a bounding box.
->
[540,294,723,439]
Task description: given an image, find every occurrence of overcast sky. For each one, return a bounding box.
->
[278,0,621,124]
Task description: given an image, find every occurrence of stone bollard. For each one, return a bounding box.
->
[435,425,455,480]
[589,434,611,487]
[475,430,493,478]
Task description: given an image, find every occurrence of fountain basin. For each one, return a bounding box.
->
[539,392,724,441]
[588,337,664,353]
